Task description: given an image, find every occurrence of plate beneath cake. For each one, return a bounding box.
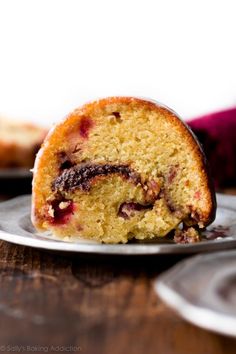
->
[0,168,32,179]
[0,194,236,254]
[154,250,236,337]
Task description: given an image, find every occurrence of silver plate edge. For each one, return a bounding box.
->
[154,251,236,337]
[0,168,32,178]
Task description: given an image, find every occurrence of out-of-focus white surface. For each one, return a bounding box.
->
[0,0,235,126]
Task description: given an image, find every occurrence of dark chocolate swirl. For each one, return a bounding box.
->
[52,163,141,192]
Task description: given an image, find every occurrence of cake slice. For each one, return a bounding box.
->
[32,97,216,243]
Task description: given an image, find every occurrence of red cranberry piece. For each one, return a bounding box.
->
[194,191,201,200]
[79,116,94,139]
[48,199,75,225]
[167,165,179,184]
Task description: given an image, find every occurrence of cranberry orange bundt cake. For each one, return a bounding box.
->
[32,97,216,243]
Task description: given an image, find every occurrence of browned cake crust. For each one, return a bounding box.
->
[32,97,216,243]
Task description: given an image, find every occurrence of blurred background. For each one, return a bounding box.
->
[0,0,235,125]
[0,0,235,192]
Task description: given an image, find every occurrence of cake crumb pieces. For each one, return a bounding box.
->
[48,205,54,218]
[59,201,71,210]
[198,221,204,229]
[174,227,200,244]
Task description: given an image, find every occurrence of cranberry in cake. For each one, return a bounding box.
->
[32,97,216,243]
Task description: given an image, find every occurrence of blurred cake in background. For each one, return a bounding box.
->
[0,117,47,169]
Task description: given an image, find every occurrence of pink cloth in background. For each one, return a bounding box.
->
[187,107,236,189]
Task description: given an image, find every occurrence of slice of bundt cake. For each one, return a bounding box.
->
[32,97,216,243]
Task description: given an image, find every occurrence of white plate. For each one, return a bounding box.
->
[155,249,236,337]
[0,193,236,254]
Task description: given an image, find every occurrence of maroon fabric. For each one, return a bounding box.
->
[187,107,236,189]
